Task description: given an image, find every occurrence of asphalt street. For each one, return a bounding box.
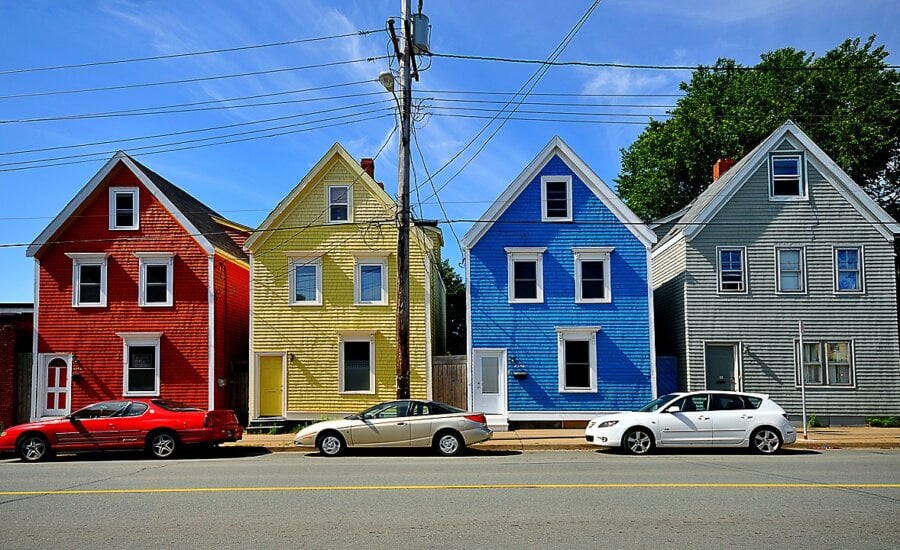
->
[1,448,898,549]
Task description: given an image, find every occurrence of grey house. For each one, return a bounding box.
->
[652,121,900,425]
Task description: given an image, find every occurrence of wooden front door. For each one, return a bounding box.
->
[258,355,283,418]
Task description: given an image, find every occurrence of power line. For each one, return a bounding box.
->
[0,30,382,75]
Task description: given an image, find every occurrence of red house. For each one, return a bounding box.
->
[26,152,250,421]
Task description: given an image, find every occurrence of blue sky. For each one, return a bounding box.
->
[1,0,897,302]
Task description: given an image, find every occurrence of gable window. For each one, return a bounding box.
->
[717,247,747,293]
[574,247,613,303]
[339,333,375,393]
[541,175,572,222]
[327,185,350,223]
[557,327,599,393]
[354,255,387,305]
[796,340,854,387]
[769,154,805,199]
[776,247,805,293]
[505,247,546,303]
[119,332,161,396]
[109,187,139,230]
[66,253,108,307]
[834,247,863,293]
[287,253,322,305]
[135,252,174,307]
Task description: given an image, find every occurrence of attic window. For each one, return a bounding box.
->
[109,187,139,230]
[769,154,805,200]
[541,176,572,221]
[327,185,350,223]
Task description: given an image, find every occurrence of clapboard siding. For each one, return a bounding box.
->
[651,237,688,389]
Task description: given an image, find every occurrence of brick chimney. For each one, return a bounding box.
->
[713,158,736,181]
[360,158,375,179]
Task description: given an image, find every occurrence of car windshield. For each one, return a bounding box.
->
[636,394,679,412]
[151,399,202,412]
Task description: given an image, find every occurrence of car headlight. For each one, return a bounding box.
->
[0,431,6,438]
[596,420,619,428]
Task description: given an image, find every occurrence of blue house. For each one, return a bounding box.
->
[462,137,657,429]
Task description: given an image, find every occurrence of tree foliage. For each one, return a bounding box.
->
[437,258,466,355]
[616,36,900,221]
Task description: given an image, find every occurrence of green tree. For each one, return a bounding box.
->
[437,258,466,355]
[616,36,900,221]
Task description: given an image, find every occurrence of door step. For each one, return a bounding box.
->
[246,418,286,434]
[486,414,509,432]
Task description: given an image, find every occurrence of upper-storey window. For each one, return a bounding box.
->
[327,185,350,223]
[66,253,108,307]
[769,154,806,200]
[574,247,613,303]
[541,175,572,222]
[288,254,323,306]
[834,246,863,293]
[354,254,388,305]
[717,247,747,293]
[135,252,174,307]
[109,187,139,230]
[776,247,805,294]
[505,247,545,303]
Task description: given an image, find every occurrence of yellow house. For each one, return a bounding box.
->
[244,144,445,424]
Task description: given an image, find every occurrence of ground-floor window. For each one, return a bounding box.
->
[340,333,375,393]
[556,327,600,393]
[796,340,854,387]
[119,332,162,396]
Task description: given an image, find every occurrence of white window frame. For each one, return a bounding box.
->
[505,247,546,304]
[716,246,748,294]
[795,339,855,388]
[118,332,162,397]
[541,175,572,222]
[109,187,140,230]
[775,246,806,294]
[769,153,806,201]
[354,254,388,305]
[338,332,375,394]
[66,252,108,307]
[287,252,323,306]
[833,246,864,294]
[556,327,600,393]
[135,252,174,307]
[573,247,613,303]
[326,184,351,224]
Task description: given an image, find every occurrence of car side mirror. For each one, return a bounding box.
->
[664,406,680,413]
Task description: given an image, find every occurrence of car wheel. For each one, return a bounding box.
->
[623,427,654,455]
[317,432,344,457]
[434,431,463,457]
[17,434,50,462]
[751,427,782,454]
[148,431,179,459]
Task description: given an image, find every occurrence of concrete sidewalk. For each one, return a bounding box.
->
[228,426,900,452]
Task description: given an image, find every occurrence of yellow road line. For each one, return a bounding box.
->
[1,483,898,496]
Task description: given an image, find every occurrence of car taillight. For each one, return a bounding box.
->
[203,414,210,427]
[465,414,487,425]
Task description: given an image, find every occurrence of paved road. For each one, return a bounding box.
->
[1,447,898,549]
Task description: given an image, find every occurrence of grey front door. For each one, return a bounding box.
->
[705,344,736,390]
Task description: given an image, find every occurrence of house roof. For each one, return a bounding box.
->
[655,120,900,249]
[461,136,657,250]
[27,151,250,263]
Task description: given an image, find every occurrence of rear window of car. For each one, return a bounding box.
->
[151,399,202,412]
[743,396,762,409]
[429,401,466,414]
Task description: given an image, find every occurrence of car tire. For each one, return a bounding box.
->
[147,431,179,459]
[750,427,782,454]
[622,427,654,455]
[17,434,51,462]
[434,431,463,457]
[317,432,345,457]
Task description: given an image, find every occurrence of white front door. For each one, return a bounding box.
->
[472,349,505,415]
[40,355,71,417]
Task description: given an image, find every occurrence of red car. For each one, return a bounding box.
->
[0,399,243,462]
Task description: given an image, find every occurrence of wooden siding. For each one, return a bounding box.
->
[214,254,250,410]
[35,165,217,411]
[683,153,900,416]
[651,237,689,389]
[432,355,467,409]
[250,156,438,416]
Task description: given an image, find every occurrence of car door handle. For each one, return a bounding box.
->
[396,422,406,425]
[741,415,753,419]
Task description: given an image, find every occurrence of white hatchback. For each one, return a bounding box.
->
[585,391,797,455]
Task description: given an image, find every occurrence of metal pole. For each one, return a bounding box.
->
[395,0,412,399]
[799,320,808,440]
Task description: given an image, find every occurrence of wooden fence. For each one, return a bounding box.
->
[432,355,467,409]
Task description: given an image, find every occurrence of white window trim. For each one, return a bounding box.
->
[775,246,806,295]
[541,175,573,222]
[556,327,600,393]
[768,152,807,201]
[135,252,174,307]
[338,331,376,394]
[832,245,865,294]
[505,247,546,304]
[573,247,613,304]
[66,252,108,307]
[794,339,856,388]
[286,252,323,306]
[109,187,140,230]
[716,246,748,294]
[354,255,388,305]
[118,332,162,397]
[326,184,352,224]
